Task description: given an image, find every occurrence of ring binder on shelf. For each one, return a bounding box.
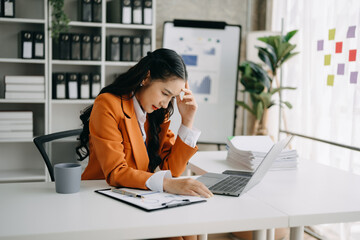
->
[132,0,142,24]
[121,36,132,61]
[91,73,101,98]
[20,31,32,59]
[143,0,152,25]
[92,0,102,22]
[121,0,132,24]
[3,0,15,18]
[66,73,79,99]
[79,73,90,99]
[53,73,66,99]
[132,36,141,61]
[81,34,92,60]
[107,0,120,23]
[92,35,101,61]
[71,34,81,60]
[80,0,92,22]
[142,36,151,58]
[59,33,71,60]
[33,32,44,59]
[108,35,120,61]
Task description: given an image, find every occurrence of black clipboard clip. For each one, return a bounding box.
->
[161,199,190,208]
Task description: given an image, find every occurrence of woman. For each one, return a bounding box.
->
[77,48,212,201]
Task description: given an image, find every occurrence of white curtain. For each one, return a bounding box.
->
[271,0,360,171]
[271,0,360,239]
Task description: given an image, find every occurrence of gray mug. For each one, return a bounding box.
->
[54,163,82,194]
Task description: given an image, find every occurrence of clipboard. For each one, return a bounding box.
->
[95,188,206,212]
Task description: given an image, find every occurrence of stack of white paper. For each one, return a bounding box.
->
[0,111,33,139]
[226,135,298,171]
[5,76,45,99]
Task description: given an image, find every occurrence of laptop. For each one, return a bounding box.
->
[197,136,293,197]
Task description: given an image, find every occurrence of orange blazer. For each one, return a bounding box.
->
[81,93,198,189]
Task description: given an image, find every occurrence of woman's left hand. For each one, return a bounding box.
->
[176,82,198,129]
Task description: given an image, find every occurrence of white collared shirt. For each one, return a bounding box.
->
[132,96,201,192]
[133,94,147,142]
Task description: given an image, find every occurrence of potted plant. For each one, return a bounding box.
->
[237,30,299,135]
[49,0,70,40]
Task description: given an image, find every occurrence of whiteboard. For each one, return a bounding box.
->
[163,20,241,144]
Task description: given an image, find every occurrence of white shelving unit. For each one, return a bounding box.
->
[0,0,48,182]
[0,0,156,183]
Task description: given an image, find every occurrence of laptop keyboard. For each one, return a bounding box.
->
[209,176,248,192]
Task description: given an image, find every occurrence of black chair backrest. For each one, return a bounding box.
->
[33,129,82,181]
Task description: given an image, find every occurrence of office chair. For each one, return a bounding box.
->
[33,129,83,181]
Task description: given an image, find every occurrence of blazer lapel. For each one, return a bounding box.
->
[122,97,149,171]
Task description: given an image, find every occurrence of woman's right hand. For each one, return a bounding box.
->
[163,178,213,198]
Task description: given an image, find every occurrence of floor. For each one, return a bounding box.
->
[206,223,360,240]
[207,228,319,240]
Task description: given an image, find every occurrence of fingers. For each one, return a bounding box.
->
[164,178,213,198]
[191,182,213,198]
[181,87,192,95]
[180,88,197,106]
[181,179,213,198]
[185,81,189,89]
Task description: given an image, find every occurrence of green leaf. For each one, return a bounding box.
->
[273,37,281,55]
[236,101,255,115]
[269,86,296,95]
[239,61,271,92]
[268,102,275,109]
[257,36,270,44]
[278,44,297,66]
[284,30,298,42]
[257,47,276,74]
[281,101,293,109]
[258,92,272,108]
[247,61,271,89]
[281,51,300,65]
[255,102,264,120]
[50,0,70,40]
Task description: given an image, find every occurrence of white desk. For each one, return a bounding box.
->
[0,180,288,240]
[189,151,360,240]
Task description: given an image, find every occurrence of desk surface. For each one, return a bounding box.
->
[189,151,360,227]
[0,179,287,240]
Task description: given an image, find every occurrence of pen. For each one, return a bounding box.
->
[161,199,190,207]
[112,188,144,199]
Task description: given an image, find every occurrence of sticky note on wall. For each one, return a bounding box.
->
[335,42,343,53]
[327,75,334,86]
[337,63,345,75]
[317,40,324,51]
[347,26,356,38]
[349,49,357,61]
[324,54,331,65]
[329,29,336,40]
[350,72,358,84]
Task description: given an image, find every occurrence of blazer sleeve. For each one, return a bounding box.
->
[157,121,198,177]
[89,94,153,189]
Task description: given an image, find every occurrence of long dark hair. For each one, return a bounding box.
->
[76,48,188,172]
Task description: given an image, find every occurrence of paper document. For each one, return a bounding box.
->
[95,187,206,211]
[226,135,298,171]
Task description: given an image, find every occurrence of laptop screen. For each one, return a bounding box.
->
[242,136,293,193]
